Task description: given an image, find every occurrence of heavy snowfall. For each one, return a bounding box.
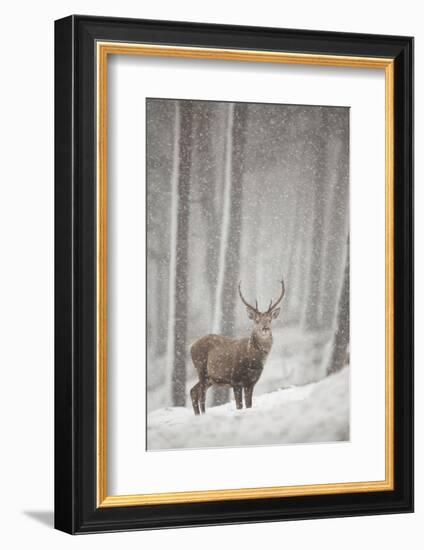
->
[146,98,350,450]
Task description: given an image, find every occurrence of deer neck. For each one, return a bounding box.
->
[249,332,272,355]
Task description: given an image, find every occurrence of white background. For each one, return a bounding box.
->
[0,1,420,548]
[108,57,386,495]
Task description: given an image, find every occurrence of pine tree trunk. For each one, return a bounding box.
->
[327,239,350,375]
[221,103,248,336]
[320,118,349,330]
[195,103,220,309]
[167,101,194,406]
[303,110,330,331]
[285,167,308,320]
[212,103,248,406]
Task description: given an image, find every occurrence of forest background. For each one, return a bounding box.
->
[146,98,350,411]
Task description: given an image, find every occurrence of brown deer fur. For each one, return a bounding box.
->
[190,280,285,415]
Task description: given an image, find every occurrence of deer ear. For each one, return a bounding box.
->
[271,307,281,319]
[246,308,256,320]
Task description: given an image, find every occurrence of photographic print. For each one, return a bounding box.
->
[146,98,350,451]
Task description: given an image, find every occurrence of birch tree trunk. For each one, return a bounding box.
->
[167,101,193,406]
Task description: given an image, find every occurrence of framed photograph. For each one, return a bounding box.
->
[54,15,413,534]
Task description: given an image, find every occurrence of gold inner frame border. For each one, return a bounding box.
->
[96,41,394,508]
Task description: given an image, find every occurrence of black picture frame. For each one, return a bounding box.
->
[55,14,413,534]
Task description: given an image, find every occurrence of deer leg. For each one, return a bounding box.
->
[199,382,209,415]
[190,383,200,416]
[233,385,243,410]
[244,384,254,408]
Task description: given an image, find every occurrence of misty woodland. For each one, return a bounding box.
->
[146,98,350,450]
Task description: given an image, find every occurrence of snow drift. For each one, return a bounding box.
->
[147,367,349,450]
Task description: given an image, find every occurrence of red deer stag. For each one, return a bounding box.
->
[190,280,285,415]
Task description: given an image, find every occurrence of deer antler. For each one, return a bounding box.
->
[267,279,285,313]
[238,282,259,313]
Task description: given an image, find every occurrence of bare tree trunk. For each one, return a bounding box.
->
[147,259,158,356]
[195,103,220,309]
[221,103,248,335]
[327,239,350,375]
[155,270,168,357]
[213,104,234,333]
[286,153,315,324]
[282,183,299,274]
[284,169,308,320]
[320,120,349,330]
[303,110,330,331]
[212,103,248,405]
[167,101,193,406]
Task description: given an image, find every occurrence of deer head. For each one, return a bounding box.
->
[238,280,285,342]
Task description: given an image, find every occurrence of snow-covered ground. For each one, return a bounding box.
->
[147,367,349,450]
